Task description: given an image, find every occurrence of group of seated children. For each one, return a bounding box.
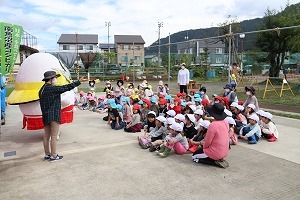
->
[86,79,279,168]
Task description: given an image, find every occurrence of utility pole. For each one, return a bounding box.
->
[132,42,135,83]
[168,32,171,86]
[158,22,163,68]
[105,21,111,63]
[228,24,232,84]
[76,32,79,80]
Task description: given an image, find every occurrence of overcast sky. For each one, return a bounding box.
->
[0,0,299,51]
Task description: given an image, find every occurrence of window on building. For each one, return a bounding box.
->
[216,57,222,63]
[121,56,128,62]
[135,56,140,61]
[63,45,70,50]
[78,45,83,50]
[123,45,129,50]
[135,46,140,50]
[199,48,204,53]
[87,45,93,50]
[216,48,222,54]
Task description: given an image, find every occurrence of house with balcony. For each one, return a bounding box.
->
[114,35,145,67]
[99,43,115,53]
[177,39,226,67]
[57,34,98,53]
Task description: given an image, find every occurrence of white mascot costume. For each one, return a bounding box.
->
[7,53,76,130]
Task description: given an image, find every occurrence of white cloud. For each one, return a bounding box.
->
[1,0,299,51]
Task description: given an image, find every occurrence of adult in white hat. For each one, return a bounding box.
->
[177,63,189,94]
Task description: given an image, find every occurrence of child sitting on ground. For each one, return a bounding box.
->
[107,100,123,130]
[183,114,198,140]
[239,114,261,144]
[260,112,278,142]
[124,104,142,133]
[158,99,168,117]
[157,123,189,157]
[148,117,175,152]
[226,117,238,145]
[150,97,159,117]
[138,116,166,149]
[122,97,132,126]
[194,109,204,130]
[188,120,210,153]
[140,99,150,127]
[143,111,156,134]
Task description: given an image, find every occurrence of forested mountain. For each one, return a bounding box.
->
[146,2,300,54]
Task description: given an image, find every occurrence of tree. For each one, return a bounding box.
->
[257,5,300,77]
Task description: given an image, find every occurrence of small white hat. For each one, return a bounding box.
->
[263,112,273,120]
[165,117,175,125]
[148,111,157,117]
[236,105,244,111]
[200,120,211,129]
[230,102,238,108]
[225,117,236,125]
[194,109,204,116]
[170,123,183,132]
[156,116,166,123]
[166,110,176,117]
[158,80,164,86]
[256,110,265,116]
[248,114,259,122]
[174,114,185,121]
[224,109,233,117]
[186,114,196,123]
[188,105,196,112]
[247,104,256,110]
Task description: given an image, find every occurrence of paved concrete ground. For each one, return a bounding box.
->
[1,104,300,200]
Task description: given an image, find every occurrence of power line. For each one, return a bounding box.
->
[146,25,300,49]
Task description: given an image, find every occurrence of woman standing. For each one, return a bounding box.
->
[177,63,189,94]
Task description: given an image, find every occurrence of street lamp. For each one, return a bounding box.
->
[239,33,245,74]
[158,22,163,67]
[105,21,111,63]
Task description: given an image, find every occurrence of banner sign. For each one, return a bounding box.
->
[0,22,23,76]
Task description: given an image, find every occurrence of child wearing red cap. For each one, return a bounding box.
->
[172,97,182,114]
[140,99,150,127]
[124,104,142,132]
[158,99,168,117]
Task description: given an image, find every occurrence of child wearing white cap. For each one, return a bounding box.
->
[231,104,247,128]
[149,117,175,152]
[138,116,166,149]
[183,114,198,140]
[158,123,189,157]
[260,112,278,142]
[239,114,261,144]
[225,117,238,145]
[194,109,204,130]
[189,120,210,153]
[245,104,256,118]
[174,114,185,127]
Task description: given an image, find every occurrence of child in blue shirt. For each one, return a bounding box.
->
[239,114,261,144]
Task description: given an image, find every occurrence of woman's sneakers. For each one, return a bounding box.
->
[44,155,51,161]
[49,155,63,162]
